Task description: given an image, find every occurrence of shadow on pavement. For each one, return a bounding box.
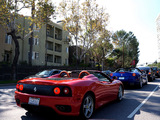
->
[21,111,81,120]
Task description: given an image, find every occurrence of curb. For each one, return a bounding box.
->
[0,83,16,87]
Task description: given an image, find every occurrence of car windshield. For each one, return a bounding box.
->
[116,68,137,72]
[36,70,51,75]
[152,67,157,70]
[92,72,110,82]
[138,67,149,71]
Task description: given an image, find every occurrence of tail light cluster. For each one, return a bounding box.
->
[16,83,23,91]
[16,83,72,97]
[132,73,136,76]
[110,73,113,76]
[53,86,72,97]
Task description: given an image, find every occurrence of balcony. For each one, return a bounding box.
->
[55,43,62,52]
[47,25,54,38]
[46,41,53,51]
[55,28,62,40]
[54,55,61,64]
[46,54,53,62]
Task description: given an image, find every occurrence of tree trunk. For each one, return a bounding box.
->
[29,1,35,66]
[8,30,20,80]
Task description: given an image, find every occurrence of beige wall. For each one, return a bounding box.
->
[0,15,69,66]
[17,16,69,66]
[0,25,13,63]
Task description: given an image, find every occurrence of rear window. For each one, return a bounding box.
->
[138,67,149,71]
[152,67,157,70]
[116,68,136,72]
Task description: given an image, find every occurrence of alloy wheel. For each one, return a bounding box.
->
[82,95,94,119]
[118,85,123,101]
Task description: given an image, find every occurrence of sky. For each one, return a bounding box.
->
[20,0,160,65]
[97,0,160,65]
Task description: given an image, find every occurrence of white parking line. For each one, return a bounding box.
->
[127,83,160,118]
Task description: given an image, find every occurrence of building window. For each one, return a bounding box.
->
[65,59,68,65]
[33,38,39,45]
[47,54,53,62]
[33,24,39,32]
[55,28,62,40]
[28,51,39,60]
[46,41,53,50]
[54,55,61,64]
[5,35,12,44]
[47,29,50,35]
[4,51,11,62]
[28,38,39,45]
[55,43,62,52]
[66,47,68,53]
[47,24,54,38]
[32,52,39,60]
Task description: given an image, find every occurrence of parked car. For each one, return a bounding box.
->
[110,68,148,88]
[102,70,112,76]
[15,70,124,119]
[24,69,61,79]
[138,66,155,81]
[151,67,160,78]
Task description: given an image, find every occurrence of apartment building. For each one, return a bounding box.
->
[0,24,13,63]
[0,0,13,63]
[156,14,160,62]
[0,15,69,66]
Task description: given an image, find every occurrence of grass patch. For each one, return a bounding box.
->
[0,80,19,84]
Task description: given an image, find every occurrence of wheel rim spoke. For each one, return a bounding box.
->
[83,96,94,118]
[118,86,123,100]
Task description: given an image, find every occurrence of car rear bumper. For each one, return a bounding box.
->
[15,91,81,116]
[118,79,140,86]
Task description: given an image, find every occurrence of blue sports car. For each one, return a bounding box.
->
[110,68,148,88]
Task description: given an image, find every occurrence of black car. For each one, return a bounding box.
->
[151,67,160,78]
[24,69,62,79]
[138,67,155,81]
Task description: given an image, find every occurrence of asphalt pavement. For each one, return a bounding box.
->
[0,79,160,120]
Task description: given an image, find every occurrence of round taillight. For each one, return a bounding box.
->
[110,73,113,76]
[132,73,136,76]
[16,84,19,90]
[148,72,151,75]
[19,85,23,91]
[54,87,61,95]
[63,88,69,94]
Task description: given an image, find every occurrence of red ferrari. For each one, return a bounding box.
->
[15,70,124,119]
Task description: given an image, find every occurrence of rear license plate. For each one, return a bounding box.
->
[119,77,124,80]
[28,97,40,106]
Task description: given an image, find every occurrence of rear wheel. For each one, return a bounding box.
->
[138,78,143,88]
[117,85,123,101]
[145,76,148,85]
[80,94,94,119]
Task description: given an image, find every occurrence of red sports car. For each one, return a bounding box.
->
[15,70,124,119]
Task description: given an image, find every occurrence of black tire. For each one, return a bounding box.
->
[80,94,94,119]
[117,85,123,101]
[138,78,143,88]
[145,76,148,85]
